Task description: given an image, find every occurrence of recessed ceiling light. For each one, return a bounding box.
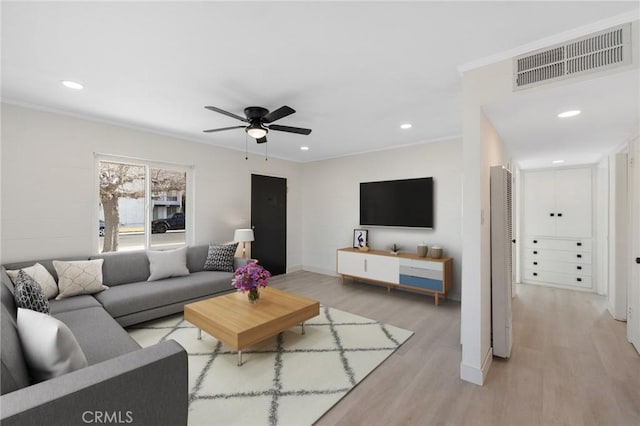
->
[400,123,412,129]
[552,160,565,164]
[61,80,84,90]
[557,110,581,118]
[300,146,309,151]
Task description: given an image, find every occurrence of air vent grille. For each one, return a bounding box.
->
[514,24,631,90]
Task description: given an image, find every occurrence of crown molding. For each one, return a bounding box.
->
[458,10,639,75]
[0,98,297,162]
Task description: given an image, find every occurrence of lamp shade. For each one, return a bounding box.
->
[233,228,255,242]
[246,123,268,139]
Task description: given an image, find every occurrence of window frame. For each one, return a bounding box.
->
[94,153,194,253]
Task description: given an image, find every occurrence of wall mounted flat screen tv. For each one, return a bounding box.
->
[360,177,434,228]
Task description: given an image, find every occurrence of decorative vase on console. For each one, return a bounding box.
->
[417,243,428,257]
[232,263,271,304]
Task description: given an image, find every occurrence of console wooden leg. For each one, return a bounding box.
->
[435,293,439,306]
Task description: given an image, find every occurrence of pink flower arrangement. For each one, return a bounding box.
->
[232,262,271,293]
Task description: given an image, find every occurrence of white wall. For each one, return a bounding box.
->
[595,157,609,296]
[608,150,629,319]
[460,58,512,386]
[300,139,463,299]
[1,104,303,269]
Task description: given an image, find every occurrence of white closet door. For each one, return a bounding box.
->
[554,168,592,238]
[523,170,556,236]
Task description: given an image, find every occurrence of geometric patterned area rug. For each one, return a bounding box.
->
[128,305,413,426]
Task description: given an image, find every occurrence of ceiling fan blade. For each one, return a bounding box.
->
[262,106,295,123]
[204,106,248,122]
[256,136,268,144]
[268,124,312,135]
[203,125,246,133]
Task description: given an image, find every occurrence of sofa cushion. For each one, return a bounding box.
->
[204,243,238,272]
[49,295,102,315]
[186,245,209,273]
[53,259,108,300]
[147,247,190,281]
[13,270,50,314]
[1,283,31,395]
[17,308,89,383]
[94,271,233,319]
[6,263,58,299]
[89,251,150,286]
[53,307,140,365]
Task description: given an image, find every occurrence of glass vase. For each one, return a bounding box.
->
[248,288,260,304]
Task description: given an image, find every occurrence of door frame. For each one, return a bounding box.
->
[628,133,640,352]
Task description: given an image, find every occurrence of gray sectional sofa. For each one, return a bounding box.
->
[1,245,245,426]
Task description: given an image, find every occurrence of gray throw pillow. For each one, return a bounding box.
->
[147,247,190,281]
[16,308,88,382]
[14,270,50,314]
[203,242,239,272]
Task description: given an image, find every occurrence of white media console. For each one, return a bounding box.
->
[336,248,453,306]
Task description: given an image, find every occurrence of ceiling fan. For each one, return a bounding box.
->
[203,105,312,144]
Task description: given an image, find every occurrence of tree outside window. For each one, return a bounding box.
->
[98,160,188,253]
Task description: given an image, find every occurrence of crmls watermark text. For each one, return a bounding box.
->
[82,411,133,424]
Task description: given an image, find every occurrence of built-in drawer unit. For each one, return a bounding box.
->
[522,237,593,290]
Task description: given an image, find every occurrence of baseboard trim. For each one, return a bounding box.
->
[460,347,493,386]
[286,265,303,274]
[301,266,339,276]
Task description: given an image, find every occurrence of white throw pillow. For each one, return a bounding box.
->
[53,259,108,300]
[16,308,88,382]
[147,247,190,281]
[7,263,59,299]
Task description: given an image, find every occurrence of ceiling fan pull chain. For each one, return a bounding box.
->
[245,133,249,160]
[265,142,268,161]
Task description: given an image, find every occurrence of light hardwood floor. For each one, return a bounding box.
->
[269,271,640,426]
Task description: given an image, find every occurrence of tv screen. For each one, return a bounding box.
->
[360,177,434,228]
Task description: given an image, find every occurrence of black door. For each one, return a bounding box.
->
[251,174,287,276]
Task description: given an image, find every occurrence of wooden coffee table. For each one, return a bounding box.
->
[184,287,320,365]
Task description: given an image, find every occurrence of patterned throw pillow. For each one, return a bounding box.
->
[7,263,59,299]
[13,270,50,314]
[53,259,107,300]
[203,243,239,272]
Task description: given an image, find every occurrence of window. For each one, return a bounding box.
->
[98,158,190,253]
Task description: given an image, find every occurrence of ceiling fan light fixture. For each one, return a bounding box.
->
[246,123,268,139]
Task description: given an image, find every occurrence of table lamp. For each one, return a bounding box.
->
[233,228,255,258]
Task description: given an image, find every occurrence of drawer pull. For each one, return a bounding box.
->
[533,272,538,277]
[533,262,538,265]
[577,242,582,247]
[577,278,582,282]
[550,213,555,217]
[533,240,538,244]
[577,254,582,259]
[557,213,563,217]
[577,266,582,270]
[533,251,538,255]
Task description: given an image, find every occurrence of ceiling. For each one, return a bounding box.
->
[484,69,639,169]
[2,2,639,164]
